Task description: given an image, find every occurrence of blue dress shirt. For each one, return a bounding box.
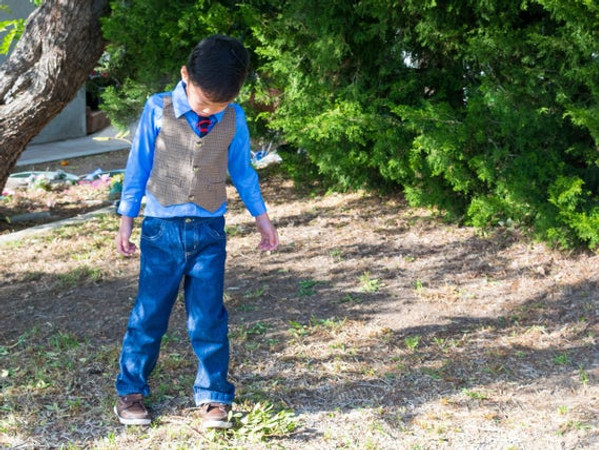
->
[117,80,267,219]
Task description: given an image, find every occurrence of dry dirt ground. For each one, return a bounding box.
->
[1,151,598,449]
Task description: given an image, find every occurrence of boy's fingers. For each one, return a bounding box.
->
[258,232,279,251]
[124,241,138,255]
[116,234,137,256]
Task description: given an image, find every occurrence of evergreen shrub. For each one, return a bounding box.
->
[100,0,599,249]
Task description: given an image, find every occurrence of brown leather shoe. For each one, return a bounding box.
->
[199,402,232,429]
[114,393,151,425]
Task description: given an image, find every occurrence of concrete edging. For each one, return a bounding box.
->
[0,206,116,245]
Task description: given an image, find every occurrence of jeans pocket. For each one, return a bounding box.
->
[141,217,163,241]
[205,218,226,240]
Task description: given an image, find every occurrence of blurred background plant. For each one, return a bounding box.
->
[86,53,121,111]
[0,0,42,54]
[95,0,599,250]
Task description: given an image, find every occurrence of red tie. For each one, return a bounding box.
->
[197,116,211,137]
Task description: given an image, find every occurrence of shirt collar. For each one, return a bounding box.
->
[172,80,227,123]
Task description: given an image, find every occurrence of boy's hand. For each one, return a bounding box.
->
[255,213,279,251]
[116,216,138,257]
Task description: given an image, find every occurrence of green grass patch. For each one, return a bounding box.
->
[0,327,299,448]
[359,271,381,293]
[298,279,318,297]
[55,265,103,288]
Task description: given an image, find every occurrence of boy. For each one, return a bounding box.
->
[113,35,279,428]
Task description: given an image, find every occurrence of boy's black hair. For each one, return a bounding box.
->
[186,35,250,103]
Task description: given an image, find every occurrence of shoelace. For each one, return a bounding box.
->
[122,396,144,409]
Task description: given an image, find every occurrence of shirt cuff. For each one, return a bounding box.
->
[246,199,267,218]
[117,198,142,217]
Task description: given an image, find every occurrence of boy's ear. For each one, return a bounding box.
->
[181,66,189,83]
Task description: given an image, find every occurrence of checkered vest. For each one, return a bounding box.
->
[146,95,236,212]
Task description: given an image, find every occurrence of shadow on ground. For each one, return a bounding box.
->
[1,181,598,448]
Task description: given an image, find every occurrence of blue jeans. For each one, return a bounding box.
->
[115,216,234,405]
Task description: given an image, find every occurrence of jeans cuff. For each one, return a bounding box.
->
[194,392,234,406]
[115,378,150,397]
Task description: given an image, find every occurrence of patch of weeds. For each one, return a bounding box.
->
[432,336,455,354]
[200,400,296,446]
[578,364,589,386]
[483,362,506,375]
[65,397,83,413]
[413,279,424,293]
[310,316,346,332]
[420,367,443,380]
[330,342,346,351]
[378,326,394,344]
[49,331,82,351]
[161,333,182,346]
[558,420,592,435]
[497,316,508,328]
[557,405,568,415]
[463,389,488,401]
[298,279,318,297]
[288,320,309,338]
[1,239,24,250]
[160,352,193,372]
[244,341,261,352]
[584,331,596,346]
[225,224,245,236]
[360,365,378,377]
[232,322,271,343]
[244,285,267,299]
[525,324,547,335]
[232,402,297,443]
[335,294,362,304]
[247,321,269,336]
[359,271,381,293]
[238,303,258,312]
[103,430,122,446]
[553,353,570,366]
[56,265,103,288]
[229,326,247,342]
[330,248,344,262]
[391,355,406,372]
[267,338,281,350]
[405,335,421,351]
[432,336,445,348]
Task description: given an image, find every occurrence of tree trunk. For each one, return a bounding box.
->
[0,0,108,192]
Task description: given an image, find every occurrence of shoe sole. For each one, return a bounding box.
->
[114,406,151,426]
[201,419,233,429]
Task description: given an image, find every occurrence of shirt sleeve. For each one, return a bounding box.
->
[228,105,267,217]
[117,95,162,218]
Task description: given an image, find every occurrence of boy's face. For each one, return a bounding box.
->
[181,66,230,116]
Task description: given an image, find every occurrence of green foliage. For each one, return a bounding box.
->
[100,0,247,127]
[0,1,43,54]
[100,0,599,249]
[233,402,297,442]
[0,16,24,54]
